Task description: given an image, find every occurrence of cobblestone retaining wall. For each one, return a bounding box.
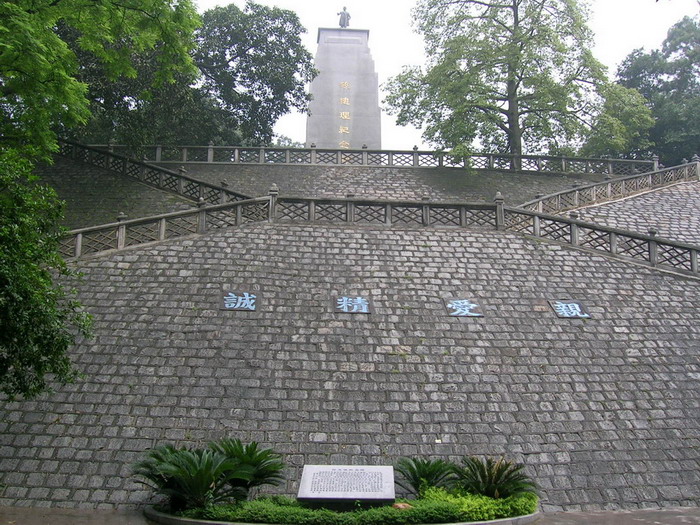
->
[574,181,700,245]
[1,223,699,512]
[172,163,605,204]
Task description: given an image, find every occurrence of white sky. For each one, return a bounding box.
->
[194,0,699,149]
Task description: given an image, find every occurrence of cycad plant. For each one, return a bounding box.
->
[208,438,285,498]
[454,456,537,499]
[394,457,458,496]
[133,444,253,511]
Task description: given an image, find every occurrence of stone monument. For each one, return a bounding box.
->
[305,12,381,149]
[297,464,395,508]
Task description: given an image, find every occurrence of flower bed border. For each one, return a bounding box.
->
[144,505,540,525]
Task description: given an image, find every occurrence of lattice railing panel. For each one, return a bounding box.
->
[658,244,693,271]
[609,182,624,198]
[559,193,577,209]
[567,160,588,173]
[504,211,534,234]
[367,153,389,166]
[588,161,607,173]
[165,216,198,238]
[161,173,179,193]
[206,209,239,230]
[202,187,220,204]
[92,152,108,169]
[542,159,565,172]
[186,148,208,162]
[541,197,560,215]
[341,152,363,165]
[579,228,611,251]
[289,151,311,164]
[125,163,140,178]
[143,167,161,186]
[109,157,123,172]
[578,187,595,206]
[315,202,347,222]
[611,162,635,176]
[594,185,609,201]
[616,235,649,260]
[430,206,461,226]
[316,151,338,164]
[465,209,497,227]
[493,157,511,170]
[59,237,76,258]
[125,222,160,247]
[277,201,310,222]
[212,149,237,162]
[241,202,269,223]
[444,156,466,168]
[355,204,386,224]
[392,153,414,167]
[417,154,439,167]
[81,228,118,254]
[239,149,260,163]
[264,150,286,163]
[392,205,422,225]
[521,158,539,171]
[540,218,570,242]
[182,181,200,200]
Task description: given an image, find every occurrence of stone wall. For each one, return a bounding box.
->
[574,181,700,245]
[1,223,698,512]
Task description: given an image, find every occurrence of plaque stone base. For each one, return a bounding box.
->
[297,465,395,509]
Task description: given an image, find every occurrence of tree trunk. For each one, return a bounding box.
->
[506,0,522,170]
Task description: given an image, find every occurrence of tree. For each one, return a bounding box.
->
[384,0,606,160]
[580,83,654,158]
[617,16,700,165]
[194,1,315,145]
[1,0,199,157]
[0,151,92,399]
[0,0,198,399]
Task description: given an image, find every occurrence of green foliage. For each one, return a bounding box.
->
[394,457,457,496]
[385,0,606,156]
[0,150,92,399]
[453,456,538,499]
[133,444,253,511]
[183,491,536,524]
[208,438,285,497]
[617,16,700,164]
[0,0,199,158]
[581,83,655,158]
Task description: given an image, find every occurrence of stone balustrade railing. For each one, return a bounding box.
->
[520,159,700,215]
[61,188,700,278]
[90,143,658,176]
[58,140,251,204]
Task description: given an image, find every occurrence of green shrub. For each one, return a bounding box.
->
[394,457,457,496]
[422,486,538,521]
[453,456,538,499]
[208,438,285,498]
[133,445,253,511]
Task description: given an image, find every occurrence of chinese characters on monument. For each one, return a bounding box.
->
[335,296,371,314]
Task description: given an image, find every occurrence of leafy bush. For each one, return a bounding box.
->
[182,493,535,525]
[453,456,538,499]
[133,444,253,511]
[208,438,285,497]
[394,457,457,496]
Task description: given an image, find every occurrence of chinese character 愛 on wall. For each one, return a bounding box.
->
[445,299,483,317]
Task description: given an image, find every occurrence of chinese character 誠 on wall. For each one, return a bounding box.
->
[306,28,381,149]
[221,292,257,311]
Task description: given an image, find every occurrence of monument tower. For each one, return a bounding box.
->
[305,8,382,149]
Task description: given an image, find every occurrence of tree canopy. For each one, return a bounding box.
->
[617,16,700,165]
[0,0,199,399]
[385,0,607,158]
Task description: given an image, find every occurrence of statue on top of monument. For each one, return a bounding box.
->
[338,7,351,28]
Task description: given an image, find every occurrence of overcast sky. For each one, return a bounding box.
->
[194,0,699,149]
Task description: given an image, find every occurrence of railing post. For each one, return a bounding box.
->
[692,155,700,181]
[75,233,83,258]
[385,203,392,225]
[488,155,495,170]
[652,155,659,171]
[535,194,544,214]
[182,147,188,162]
[438,152,444,168]
[607,160,614,175]
[648,228,658,266]
[155,145,162,162]
[207,142,214,163]
[691,249,698,274]
[413,145,419,167]
[116,212,127,249]
[533,215,541,237]
[422,197,430,226]
[197,198,207,233]
[268,184,279,223]
[346,193,355,224]
[220,180,229,204]
[158,218,167,240]
[610,232,618,255]
[310,143,316,165]
[494,192,505,230]
[570,212,579,246]
[178,166,187,195]
[259,147,265,164]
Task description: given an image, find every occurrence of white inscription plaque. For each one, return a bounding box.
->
[297,465,395,504]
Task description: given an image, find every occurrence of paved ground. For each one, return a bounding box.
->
[3,506,700,524]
